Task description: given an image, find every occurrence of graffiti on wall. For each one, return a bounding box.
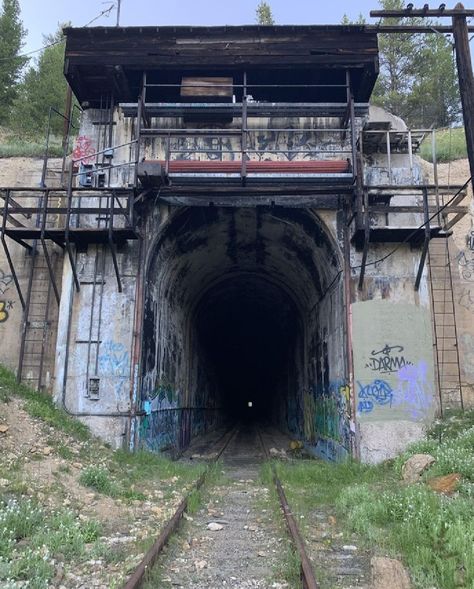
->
[164,130,342,163]
[0,270,14,322]
[357,379,393,413]
[313,382,351,454]
[352,301,436,424]
[357,361,433,420]
[456,250,474,282]
[311,382,352,462]
[72,135,96,165]
[365,344,413,374]
[458,287,474,312]
[98,340,130,395]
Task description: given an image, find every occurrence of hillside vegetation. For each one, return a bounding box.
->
[0,366,204,589]
[273,409,474,589]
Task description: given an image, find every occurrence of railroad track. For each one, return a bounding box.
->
[122,425,319,589]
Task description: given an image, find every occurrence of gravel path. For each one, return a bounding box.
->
[151,425,290,589]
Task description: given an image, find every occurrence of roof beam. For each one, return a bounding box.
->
[371,8,474,17]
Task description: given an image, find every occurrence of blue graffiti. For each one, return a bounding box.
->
[357,379,393,413]
[98,340,129,376]
[357,362,433,420]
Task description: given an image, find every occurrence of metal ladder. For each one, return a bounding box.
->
[18,242,61,391]
[428,238,464,414]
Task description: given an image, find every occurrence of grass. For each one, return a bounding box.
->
[273,410,474,589]
[420,126,467,162]
[0,128,65,159]
[0,363,210,587]
[0,365,90,441]
[0,497,103,589]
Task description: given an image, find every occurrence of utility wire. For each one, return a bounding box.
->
[0,4,115,63]
[350,177,472,271]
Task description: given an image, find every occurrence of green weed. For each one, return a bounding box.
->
[420,127,467,162]
[79,466,116,496]
[337,483,473,588]
[186,488,201,514]
[0,365,90,441]
[0,496,102,587]
[275,410,474,589]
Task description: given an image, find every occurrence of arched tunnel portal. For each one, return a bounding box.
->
[139,207,351,460]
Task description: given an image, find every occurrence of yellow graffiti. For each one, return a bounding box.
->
[339,384,350,402]
[303,390,316,443]
[0,301,8,323]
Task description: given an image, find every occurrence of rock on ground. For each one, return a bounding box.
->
[401,454,435,483]
[370,557,411,589]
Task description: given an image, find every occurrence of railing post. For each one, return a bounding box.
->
[241,71,248,184]
[41,107,53,188]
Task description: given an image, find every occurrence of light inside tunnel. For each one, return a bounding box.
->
[140,206,349,459]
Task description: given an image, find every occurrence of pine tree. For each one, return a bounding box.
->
[256,1,275,25]
[10,25,77,137]
[372,0,460,127]
[0,0,27,123]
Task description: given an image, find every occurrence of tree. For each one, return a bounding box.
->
[341,13,366,25]
[372,0,460,128]
[0,0,27,123]
[10,25,77,137]
[256,1,275,25]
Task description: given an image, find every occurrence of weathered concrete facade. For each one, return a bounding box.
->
[0,25,472,462]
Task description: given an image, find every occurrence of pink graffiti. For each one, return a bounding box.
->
[72,135,96,165]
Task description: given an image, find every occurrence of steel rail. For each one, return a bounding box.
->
[121,427,238,589]
[257,429,320,589]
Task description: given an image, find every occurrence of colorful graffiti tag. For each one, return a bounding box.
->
[357,379,393,413]
[312,381,352,461]
[72,135,96,165]
[357,361,433,420]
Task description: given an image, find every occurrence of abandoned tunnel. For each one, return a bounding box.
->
[140,206,350,458]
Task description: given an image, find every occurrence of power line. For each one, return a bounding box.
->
[350,177,472,272]
[0,4,115,64]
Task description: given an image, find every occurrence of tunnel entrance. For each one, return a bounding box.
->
[140,207,351,460]
[195,275,300,424]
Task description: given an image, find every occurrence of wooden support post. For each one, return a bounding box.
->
[358,188,370,291]
[453,3,474,183]
[415,187,431,291]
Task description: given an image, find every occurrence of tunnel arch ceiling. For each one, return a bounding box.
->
[140,206,352,460]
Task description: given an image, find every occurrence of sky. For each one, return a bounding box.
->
[19,0,380,55]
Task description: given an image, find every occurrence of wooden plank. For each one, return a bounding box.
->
[181,77,233,98]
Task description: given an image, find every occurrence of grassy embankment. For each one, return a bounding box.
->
[271,410,474,589]
[0,127,65,158]
[0,365,204,589]
[419,126,467,162]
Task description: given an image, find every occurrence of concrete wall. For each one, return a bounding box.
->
[0,104,455,462]
[0,158,63,385]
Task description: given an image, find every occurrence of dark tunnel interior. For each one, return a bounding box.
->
[194,276,301,424]
[141,207,344,453]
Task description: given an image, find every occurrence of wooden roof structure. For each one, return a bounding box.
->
[63,25,379,107]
